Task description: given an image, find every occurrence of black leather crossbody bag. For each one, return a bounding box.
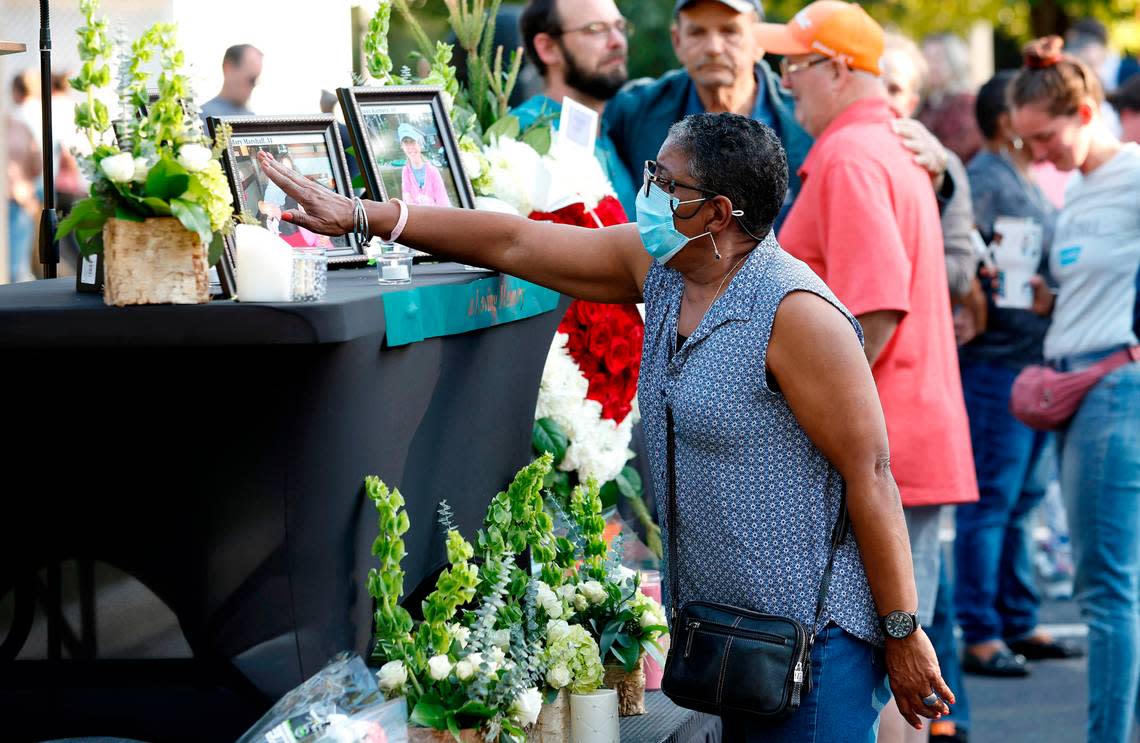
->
[660,405,849,719]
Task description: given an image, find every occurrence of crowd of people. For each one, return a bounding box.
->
[248,1,1140,742]
[4,1,1139,741]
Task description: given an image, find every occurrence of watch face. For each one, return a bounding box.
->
[884,611,914,639]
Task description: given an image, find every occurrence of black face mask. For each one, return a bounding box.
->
[559,41,628,102]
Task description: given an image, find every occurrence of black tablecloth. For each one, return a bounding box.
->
[0,267,568,742]
[620,693,723,743]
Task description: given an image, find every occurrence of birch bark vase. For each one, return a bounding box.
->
[102,217,209,306]
[406,727,482,743]
[529,688,570,743]
[603,658,647,716]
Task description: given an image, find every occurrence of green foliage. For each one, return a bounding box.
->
[366,477,415,666]
[364,1,395,84]
[71,0,115,150]
[531,418,569,468]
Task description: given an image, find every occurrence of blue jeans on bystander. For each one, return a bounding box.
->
[1058,356,1140,743]
[955,360,1051,646]
[928,556,971,733]
[720,623,891,743]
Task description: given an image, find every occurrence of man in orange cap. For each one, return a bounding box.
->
[759,0,979,735]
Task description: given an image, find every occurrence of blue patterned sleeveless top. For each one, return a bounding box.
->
[638,234,880,645]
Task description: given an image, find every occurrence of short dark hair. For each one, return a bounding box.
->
[975,70,1017,140]
[519,0,561,78]
[1108,73,1140,113]
[1067,18,1108,46]
[223,44,260,69]
[665,113,788,239]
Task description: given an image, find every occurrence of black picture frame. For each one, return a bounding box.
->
[207,114,364,295]
[337,86,475,210]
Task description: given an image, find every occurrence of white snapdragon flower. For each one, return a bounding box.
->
[99,152,135,183]
[428,654,453,681]
[376,660,407,693]
[176,143,212,172]
[511,687,543,727]
[546,664,572,689]
[574,594,589,611]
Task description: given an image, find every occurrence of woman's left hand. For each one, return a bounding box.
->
[884,628,955,729]
[257,150,354,236]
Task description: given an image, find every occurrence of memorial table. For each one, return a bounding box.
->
[0,266,565,742]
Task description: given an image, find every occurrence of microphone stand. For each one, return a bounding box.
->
[38,0,59,280]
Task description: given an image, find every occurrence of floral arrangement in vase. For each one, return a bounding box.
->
[57,0,236,305]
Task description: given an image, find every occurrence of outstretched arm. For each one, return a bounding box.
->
[258,151,652,303]
[767,291,953,731]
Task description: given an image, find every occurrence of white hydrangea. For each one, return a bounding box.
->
[546,663,572,689]
[546,619,572,644]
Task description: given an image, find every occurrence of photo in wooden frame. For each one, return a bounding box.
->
[207,114,364,296]
[337,86,475,210]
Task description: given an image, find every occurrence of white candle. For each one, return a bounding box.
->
[234,224,293,302]
[381,263,410,282]
[569,689,619,743]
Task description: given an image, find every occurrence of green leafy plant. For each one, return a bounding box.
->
[56,0,235,264]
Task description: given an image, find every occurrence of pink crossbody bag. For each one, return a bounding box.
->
[1010,345,1140,431]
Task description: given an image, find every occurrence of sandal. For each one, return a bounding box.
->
[962,647,1029,677]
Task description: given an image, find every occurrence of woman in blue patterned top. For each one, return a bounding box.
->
[257,113,952,742]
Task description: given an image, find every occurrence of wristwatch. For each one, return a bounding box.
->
[879,610,920,640]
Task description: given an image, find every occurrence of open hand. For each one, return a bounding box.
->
[885,628,955,730]
[256,151,354,236]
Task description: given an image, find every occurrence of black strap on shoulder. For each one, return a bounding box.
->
[665,403,847,641]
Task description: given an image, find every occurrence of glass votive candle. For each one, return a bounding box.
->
[375,243,413,285]
[291,246,328,302]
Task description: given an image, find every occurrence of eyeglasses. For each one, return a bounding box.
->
[779,56,831,78]
[643,160,717,216]
[556,18,633,39]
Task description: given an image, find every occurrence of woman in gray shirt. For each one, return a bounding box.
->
[1010,37,1140,743]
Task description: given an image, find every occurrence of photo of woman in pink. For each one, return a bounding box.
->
[397,123,451,207]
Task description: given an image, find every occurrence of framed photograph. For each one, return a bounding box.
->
[337,86,475,210]
[207,114,364,294]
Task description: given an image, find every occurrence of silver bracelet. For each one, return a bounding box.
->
[352,197,369,244]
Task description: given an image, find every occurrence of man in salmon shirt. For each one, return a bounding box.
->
[757,1,978,733]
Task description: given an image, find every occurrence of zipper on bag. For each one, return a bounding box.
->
[683,619,788,658]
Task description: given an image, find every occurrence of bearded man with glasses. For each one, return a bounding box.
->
[516,0,638,215]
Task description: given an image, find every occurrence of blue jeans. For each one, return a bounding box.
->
[720,623,890,742]
[928,555,971,731]
[1058,358,1140,743]
[7,199,34,282]
[955,360,1050,645]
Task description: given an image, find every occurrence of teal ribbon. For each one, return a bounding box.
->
[381,274,561,346]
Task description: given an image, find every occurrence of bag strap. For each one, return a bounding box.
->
[665,404,847,643]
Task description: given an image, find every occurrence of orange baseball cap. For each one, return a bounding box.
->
[754,1,884,76]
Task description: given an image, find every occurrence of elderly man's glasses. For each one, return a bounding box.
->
[643,160,717,216]
[556,18,633,39]
[779,56,831,78]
